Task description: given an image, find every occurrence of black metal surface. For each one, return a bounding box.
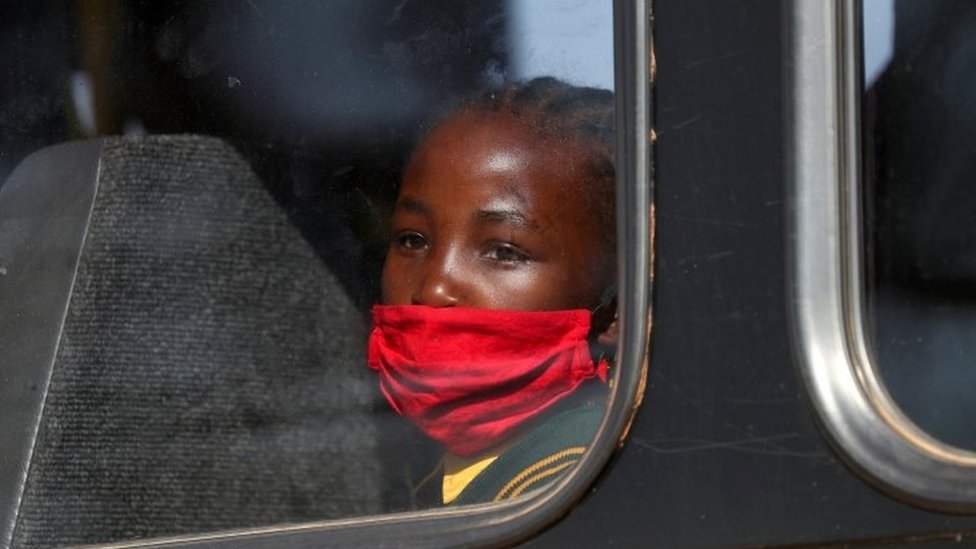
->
[527,1,976,547]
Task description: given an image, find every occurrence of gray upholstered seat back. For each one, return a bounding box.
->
[0,135,379,548]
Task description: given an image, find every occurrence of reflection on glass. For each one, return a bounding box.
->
[862,0,976,450]
[0,0,615,545]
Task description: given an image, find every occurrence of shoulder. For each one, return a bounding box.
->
[451,382,608,505]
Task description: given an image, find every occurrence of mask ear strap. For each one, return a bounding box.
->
[589,285,618,365]
[591,284,618,316]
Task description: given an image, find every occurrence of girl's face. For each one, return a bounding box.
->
[381,111,613,311]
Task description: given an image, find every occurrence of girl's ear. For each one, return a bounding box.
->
[596,309,619,347]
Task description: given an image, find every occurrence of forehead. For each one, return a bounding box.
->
[401,112,592,218]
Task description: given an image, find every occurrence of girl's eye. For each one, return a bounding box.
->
[394,231,428,251]
[484,242,530,263]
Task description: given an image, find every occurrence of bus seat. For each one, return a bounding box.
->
[0,135,380,548]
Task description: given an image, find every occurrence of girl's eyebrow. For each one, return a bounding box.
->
[474,190,540,230]
[474,208,540,231]
[396,198,430,215]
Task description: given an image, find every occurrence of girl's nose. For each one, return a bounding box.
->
[411,252,461,307]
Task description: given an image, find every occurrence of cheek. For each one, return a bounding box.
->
[380,254,412,305]
[473,270,546,309]
[476,266,588,311]
[543,248,611,310]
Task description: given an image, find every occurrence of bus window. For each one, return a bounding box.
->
[0,1,652,547]
[862,0,976,452]
[789,0,976,512]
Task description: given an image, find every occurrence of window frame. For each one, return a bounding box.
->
[787,0,976,511]
[0,1,653,547]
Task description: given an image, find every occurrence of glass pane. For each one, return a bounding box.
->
[862,0,976,450]
[0,0,618,546]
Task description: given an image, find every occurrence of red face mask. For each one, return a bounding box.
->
[367,305,607,457]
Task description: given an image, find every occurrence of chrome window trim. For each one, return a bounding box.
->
[53,1,652,547]
[787,0,976,511]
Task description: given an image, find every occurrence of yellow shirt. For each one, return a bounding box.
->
[442,444,511,504]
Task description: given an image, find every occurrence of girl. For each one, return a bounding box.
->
[368,77,617,506]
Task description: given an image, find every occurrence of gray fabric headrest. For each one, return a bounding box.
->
[4,135,380,548]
